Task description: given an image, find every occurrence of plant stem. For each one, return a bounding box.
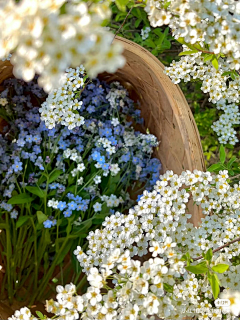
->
[29,236,69,305]
[193,236,240,262]
[5,213,13,304]
[30,217,38,292]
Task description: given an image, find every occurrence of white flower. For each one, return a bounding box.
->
[93,202,102,212]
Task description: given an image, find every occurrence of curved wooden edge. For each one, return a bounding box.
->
[114,36,205,171]
[113,37,205,226]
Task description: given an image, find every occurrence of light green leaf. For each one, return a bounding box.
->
[16,216,29,229]
[205,248,213,262]
[212,264,229,273]
[219,145,226,164]
[208,273,220,299]
[179,50,198,56]
[8,193,34,205]
[212,57,219,70]
[37,211,48,224]
[203,54,214,62]
[26,186,45,198]
[115,0,129,11]
[185,262,208,274]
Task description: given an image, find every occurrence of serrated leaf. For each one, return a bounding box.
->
[16,216,29,229]
[185,262,208,274]
[37,211,48,224]
[179,50,198,56]
[219,145,226,164]
[8,193,34,205]
[212,264,229,273]
[25,186,45,198]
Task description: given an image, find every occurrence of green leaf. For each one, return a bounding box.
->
[55,239,73,265]
[212,57,219,70]
[134,18,142,28]
[16,216,29,229]
[36,311,44,319]
[92,212,110,224]
[25,186,45,198]
[37,211,48,224]
[115,0,129,11]
[205,248,213,262]
[207,163,222,172]
[203,54,214,62]
[212,264,229,273]
[185,262,208,274]
[144,38,156,49]
[219,145,226,164]
[164,283,173,293]
[48,170,63,184]
[208,273,220,299]
[8,193,34,205]
[179,50,199,56]
[228,156,236,168]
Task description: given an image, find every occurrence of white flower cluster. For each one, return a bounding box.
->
[63,147,86,176]
[100,194,124,208]
[141,27,151,40]
[165,48,240,144]
[145,0,240,71]
[9,169,240,320]
[39,67,85,129]
[212,101,240,145]
[73,169,240,319]
[0,0,125,92]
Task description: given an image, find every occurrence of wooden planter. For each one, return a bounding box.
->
[0,37,205,318]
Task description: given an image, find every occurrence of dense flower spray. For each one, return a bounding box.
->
[0,0,125,92]
[8,169,240,320]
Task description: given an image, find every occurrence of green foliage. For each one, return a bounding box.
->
[207,145,240,179]
[108,4,172,58]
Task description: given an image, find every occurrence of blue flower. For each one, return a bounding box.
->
[97,154,105,165]
[132,156,140,165]
[10,209,18,219]
[101,163,110,171]
[92,151,101,161]
[26,135,33,143]
[108,136,118,146]
[63,209,72,218]
[12,160,23,173]
[114,126,121,135]
[76,144,84,152]
[17,138,25,147]
[102,127,112,137]
[43,219,53,228]
[33,145,41,154]
[0,202,13,212]
[121,152,130,162]
[87,105,95,113]
[29,153,37,162]
[68,201,77,210]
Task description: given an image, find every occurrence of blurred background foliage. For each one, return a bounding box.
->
[108,3,240,168]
